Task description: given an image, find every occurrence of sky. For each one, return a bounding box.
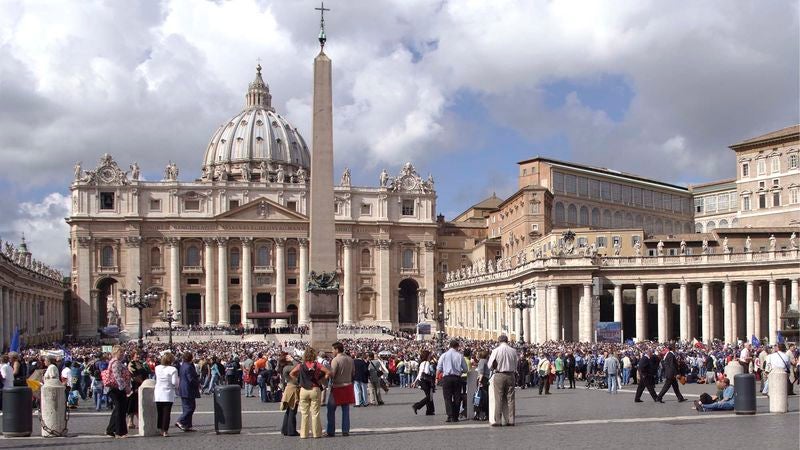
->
[0,0,798,272]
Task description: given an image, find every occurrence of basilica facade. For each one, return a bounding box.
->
[67,67,437,338]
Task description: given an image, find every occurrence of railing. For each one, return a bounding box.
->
[400,267,417,275]
[97,265,118,274]
[182,265,204,273]
[253,265,274,273]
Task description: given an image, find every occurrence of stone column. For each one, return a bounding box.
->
[708,286,716,341]
[124,236,142,332]
[579,284,592,342]
[217,237,229,326]
[535,284,547,343]
[298,238,309,325]
[679,283,688,341]
[731,284,739,342]
[241,237,253,329]
[768,280,777,344]
[423,241,436,329]
[76,237,94,336]
[635,284,645,342]
[203,238,216,325]
[342,239,356,325]
[791,278,799,311]
[167,238,181,315]
[547,285,559,341]
[723,281,733,344]
[376,239,392,328]
[613,285,623,324]
[701,282,711,344]
[523,292,532,343]
[0,288,6,350]
[746,281,755,340]
[274,238,287,328]
[657,284,667,343]
[754,283,762,341]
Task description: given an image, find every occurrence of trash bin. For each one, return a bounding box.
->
[213,385,242,434]
[734,373,756,415]
[2,386,33,437]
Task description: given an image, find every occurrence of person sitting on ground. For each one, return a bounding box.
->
[694,377,734,412]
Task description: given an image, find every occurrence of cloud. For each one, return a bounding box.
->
[1,192,71,272]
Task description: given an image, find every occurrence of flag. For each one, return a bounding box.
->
[777,331,785,344]
[751,335,761,347]
[9,326,20,352]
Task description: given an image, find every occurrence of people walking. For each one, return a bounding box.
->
[488,335,518,426]
[176,352,200,432]
[656,344,686,403]
[603,351,620,394]
[353,353,370,407]
[411,350,436,416]
[367,352,387,406]
[634,350,658,403]
[473,350,490,421]
[436,340,467,423]
[290,347,331,439]
[154,352,179,437]
[325,342,355,437]
[104,346,132,439]
[537,354,551,395]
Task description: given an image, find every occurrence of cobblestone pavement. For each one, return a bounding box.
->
[1,382,797,450]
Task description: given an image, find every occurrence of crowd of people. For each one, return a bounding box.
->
[1,335,798,438]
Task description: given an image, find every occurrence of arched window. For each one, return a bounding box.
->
[706,221,716,232]
[567,204,577,225]
[230,247,240,269]
[402,249,414,269]
[695,222,703,233]
[665,220,673,234]
[591,208,601,227]
[360,248,372,269]
[731,218,739,227]
[287,247,297,268]
[150,247,161,268]
[719,219,728,228]
[186,245,200,266]
[579,206,589,226]
[554,202,565,225]
[256,245,270,267]
[602,210,612,228]
[613,211,623,228]
[101,245,114,267]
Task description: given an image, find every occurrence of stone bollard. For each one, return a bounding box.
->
[724,362,745,386]
[138,379,159,437]
[465,370,477,420]
[40,379,67,437]
[768,371,788,413]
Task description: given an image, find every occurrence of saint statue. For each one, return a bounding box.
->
[790,232,797,250]
[340,168,351,187]
[259,160,269,181]
[633,241,642,256]
[74,162,82,181]
[379,169,389,187]
[613,241,621,256]
[106,294,119,327]
[656,240,664,256]
[722,236,730,253]
[241,163,250,181]
[744,236,752,252]
[129,162,140,181]
[296,167,307,183]
[702,239,709,254]
[679,240,686,255]
[276,165,285,183]
[768,234,776,251]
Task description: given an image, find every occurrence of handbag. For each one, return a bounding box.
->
[331,385,356,406]
[472,389,482,407]
[677,375,686,385]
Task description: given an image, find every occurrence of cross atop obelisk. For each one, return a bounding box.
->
[308,1,338,350]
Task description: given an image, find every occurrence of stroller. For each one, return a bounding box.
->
[585,372,608,390]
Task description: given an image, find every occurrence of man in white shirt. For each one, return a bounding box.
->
[487,335,518,426]
[0,354,13,410]
[739,343,752,373]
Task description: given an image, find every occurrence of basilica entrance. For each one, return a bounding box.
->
[230,304,241,326]
[96,277,118,328]
[185,294,202,325]
[398,279,419,325]
[256,293,272,329]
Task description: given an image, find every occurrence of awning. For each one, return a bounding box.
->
[246,312,295,319]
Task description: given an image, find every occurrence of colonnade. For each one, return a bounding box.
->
[0,286,64,349]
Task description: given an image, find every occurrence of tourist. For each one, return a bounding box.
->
[537,353,551,395]
[436,339,467,423]
[367,352,387,406]
[353,353,370,407]
[279,352,300,436]
[325,342,355,437]
[657,344,686,403]
[127,350,149,429]
[473,350,490,420]
[488,335,518,426]
[154,352,179,437]
[105,346,132,439]
[411,350,436,416]
[603,351,620,394]
[766,343,793,395]
[621,353,632,385]
[694,378,734,412]
[0,355,12,409]
[554,352,565,389]
[290,347,331,439]
[565,350,576,389]
[739,342,753,373]
[634,349,658,403]
[176,351,200,432]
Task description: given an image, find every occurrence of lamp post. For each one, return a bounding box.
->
[158,308,182,348]
[120,276,159,349]
[505,282,536,344]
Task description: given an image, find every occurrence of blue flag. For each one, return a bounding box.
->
[9,326,20,352]
[751,335,761,347]
[777,331,785,344]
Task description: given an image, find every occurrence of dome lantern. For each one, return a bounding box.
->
[245,64,273,110]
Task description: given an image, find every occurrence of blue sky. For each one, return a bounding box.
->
[0,0,797,270]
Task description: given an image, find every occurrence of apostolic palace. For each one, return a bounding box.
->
[2,61,798,349]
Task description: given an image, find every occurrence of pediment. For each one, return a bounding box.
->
[216,197,307,221]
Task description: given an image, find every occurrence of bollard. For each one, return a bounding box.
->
[138,379,159,437]
[487,376,497,426]
[213,385,242,434]
[724,362,744,386]
[2,386,33,437]
[40,379,67,437]
[465,370,477,420]
[768,371,788,413]
[733,373,756,415]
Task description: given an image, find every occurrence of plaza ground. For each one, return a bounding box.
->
[1,382,798,450]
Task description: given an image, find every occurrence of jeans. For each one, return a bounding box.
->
[354,381,368,406]
[259,382,268,402]
[205,374,219,394]
[607,373,618,394]
[702,401,734,411]
[399,373,408,387]
[622,368,631,385]
[177,397,196,428]
[244,383,254,397]
[325,391,350,435]
[556,372,565,389]
[93,388,104,410]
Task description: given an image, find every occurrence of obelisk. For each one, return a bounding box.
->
[308,2,339,351]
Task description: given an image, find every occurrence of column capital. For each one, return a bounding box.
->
[216,237,229,247]
[342,238,358,248]
[274,237,287,247]
[202,237,216,247]
[123,236,143,247]
[77,236,92,248]
[374,239,391,249]
[424,240,437,251]
[240,237,253,247]
[298,237,309,248]
[165,237,181,247]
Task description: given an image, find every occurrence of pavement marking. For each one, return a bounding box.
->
[1,410,283,418]
[543,411,799,426]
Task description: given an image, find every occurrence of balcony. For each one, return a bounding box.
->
[97,265,118,274]
[182,265,204,274]
[253,266,274,273]
[149,265,165,274]
[400,267,417,275]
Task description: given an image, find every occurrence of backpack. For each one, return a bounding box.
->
[297,362,321,390]
[225,362,235,377]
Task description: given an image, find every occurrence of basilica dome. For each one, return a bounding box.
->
[201,65,310,182]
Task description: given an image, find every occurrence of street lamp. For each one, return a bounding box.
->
[120,276,159,349]
[505,282,536,344]
[158,308,182,348]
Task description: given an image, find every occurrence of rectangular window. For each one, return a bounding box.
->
[758,193,766,209]
[360,203,372,215]
[565,174,577,194]
[771,156,780,173]
[757,159,766,175]
[590,179,601,199]
[229,200,240,209]
[187,278,200,285]
[705,195,716,213]
[743,196,751,211]
[401,199,415,216]
[612,235,621,246]
[577,237,588,247]
[653,191,662,210]
[741,163,749,177]
[149,199,161,211]
[790,154,799,169]
[790,188,799,204]
[532,223,539,232]
[602,182,612,200]
[553,171,565,193]
[773,192,780,207]
[287,278,297,285]
[631,235,641,246]
[230,277,240,285]
[662,193,671,210]
[759,181,766,188]
[669,248,677,256]
[334,202,341,215]
[578,176,588,197]
[612,183,622,203]
[596,236,607,248]
[772,178,780,187]
[184,199,200,211]
[643,190,653,207]
[286,201,297,212]
[718,193,729,211]
[622,186,631,204]
[672,196,681,212]
[100,192,115,210]
[633,187,642,206]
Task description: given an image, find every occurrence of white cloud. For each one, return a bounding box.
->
[4,192,71,271]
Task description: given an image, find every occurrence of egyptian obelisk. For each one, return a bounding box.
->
[308,2,339,350]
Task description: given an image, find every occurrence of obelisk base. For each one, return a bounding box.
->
[309,290,339,351]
